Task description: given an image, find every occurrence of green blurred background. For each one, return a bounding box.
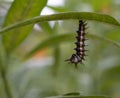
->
[0,0,120,98]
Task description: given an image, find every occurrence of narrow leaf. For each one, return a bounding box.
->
[87,34,120,48]
[62,92,80,96]
[0,12,120,35]
[47,95,110,98]
[24,33,74,59]
[24,33,120,60]
[38,22,53,34]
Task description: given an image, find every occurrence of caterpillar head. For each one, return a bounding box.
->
[65,54,81,67]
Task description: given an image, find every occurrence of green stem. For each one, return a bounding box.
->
[0,51,13,98]
[0,12,120,34]
[52,45,60,76]
[0,69,13,98]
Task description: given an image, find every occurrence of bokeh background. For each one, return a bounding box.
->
[0,0,120,98]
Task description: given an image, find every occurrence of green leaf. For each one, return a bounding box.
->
[47,5,68,12]
[46,93,109,98]
[0,12,120,35]
[24,33,74,60]
[47,95,110,98]
[62,92,80,96]
[2,0,47,54]
[24,33,120,60]
[38,22,53,34]
[87,34,120,48]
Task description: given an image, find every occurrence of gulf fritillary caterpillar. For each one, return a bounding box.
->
[65,20,87,67]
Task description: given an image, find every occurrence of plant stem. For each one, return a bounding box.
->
[0,41,13,98]
[0,69,13,98]
[52,45,60,76]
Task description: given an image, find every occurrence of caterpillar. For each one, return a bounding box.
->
[65,20,87,67]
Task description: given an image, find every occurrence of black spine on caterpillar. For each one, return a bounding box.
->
[65,20,87,67]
